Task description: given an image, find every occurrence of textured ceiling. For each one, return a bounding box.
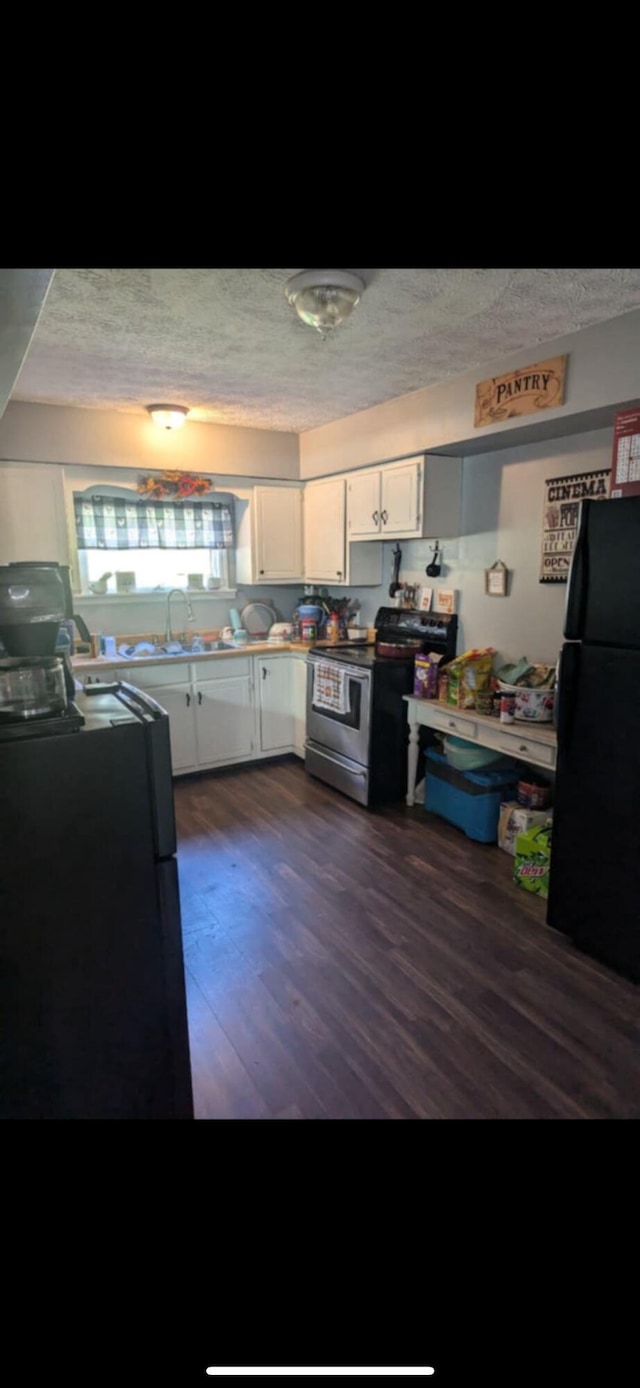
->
[12,268,640,433]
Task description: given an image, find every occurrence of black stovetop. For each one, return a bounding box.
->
[309,643,378,667]
[0,702,84,742]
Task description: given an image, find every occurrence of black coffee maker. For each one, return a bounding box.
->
[0,561,84,736]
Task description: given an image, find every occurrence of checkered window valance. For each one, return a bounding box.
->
[74,494,234,550]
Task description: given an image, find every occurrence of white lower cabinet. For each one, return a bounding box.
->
[150,683,198,773]
[196,674,255,767]
[292,655,307,758]
[257,656,294,753]
[87,651,308,776]
[257,653,308,758]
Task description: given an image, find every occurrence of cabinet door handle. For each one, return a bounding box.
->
[262,666,268,679]
[186,692,191,707]
[372,510,379,524]
[259,568,265,575]
[381,509,389,524]
[198,690,203,704]
[336,570,342,579]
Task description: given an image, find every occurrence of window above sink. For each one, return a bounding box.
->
[72,482,235,596]
[79,545,230,596]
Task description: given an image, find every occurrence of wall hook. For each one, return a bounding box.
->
[426,542,441,578]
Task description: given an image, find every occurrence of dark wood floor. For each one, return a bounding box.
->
[175,758,640,1119]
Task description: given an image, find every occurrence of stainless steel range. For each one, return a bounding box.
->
[305,606,458,807]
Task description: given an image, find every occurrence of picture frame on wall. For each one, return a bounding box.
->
[485,561,508,597]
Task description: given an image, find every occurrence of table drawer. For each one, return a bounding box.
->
[429,707,478,740]
[495,732,555,766]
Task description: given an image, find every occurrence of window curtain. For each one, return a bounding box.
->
[74,494,234,549]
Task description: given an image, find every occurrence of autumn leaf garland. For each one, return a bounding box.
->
[137,471,213,500]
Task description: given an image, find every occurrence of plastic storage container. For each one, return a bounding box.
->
[442,734,513,773]
[424,747,519,843]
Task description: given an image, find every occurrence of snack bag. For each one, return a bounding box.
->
[413,651,443,698]
[445,648,495,708]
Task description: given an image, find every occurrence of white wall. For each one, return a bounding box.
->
[347,429,613,666]
[73,589,302,641]
[299,311,640,478]
[0,401,300,479]
[61,463,303,637]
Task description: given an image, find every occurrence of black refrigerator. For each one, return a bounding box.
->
[547,494,640,983]
[0,682,194,1118]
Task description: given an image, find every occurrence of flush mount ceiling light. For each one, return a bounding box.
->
[284,270,365,335]
[146,404,189,430]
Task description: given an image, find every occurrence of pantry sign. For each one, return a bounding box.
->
[540,468,611,583]
[474,354,567,427]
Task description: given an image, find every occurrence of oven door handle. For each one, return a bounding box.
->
[308,658,370,684]
[305,744,367,777]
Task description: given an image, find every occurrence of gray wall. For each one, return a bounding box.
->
[0,401,300,480]
[299,311,640,478]
[347,428,613,666]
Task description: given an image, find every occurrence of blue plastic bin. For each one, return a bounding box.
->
[424,747,519,843]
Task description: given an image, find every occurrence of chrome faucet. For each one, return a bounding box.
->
[165,588,195,643]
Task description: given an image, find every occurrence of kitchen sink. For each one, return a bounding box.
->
[154,640,238,655]
[119,640,237,659]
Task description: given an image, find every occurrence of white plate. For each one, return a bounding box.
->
[241,601,278,636]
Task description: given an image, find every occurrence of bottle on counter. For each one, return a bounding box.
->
[326,610,340,643]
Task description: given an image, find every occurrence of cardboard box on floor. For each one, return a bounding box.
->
[498,802,552,856]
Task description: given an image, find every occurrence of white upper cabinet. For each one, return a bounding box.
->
[347,456,462,542]
[303,476,382,587]
[236,485,304,584]
[347,470,382,538]
[380,463,421,536]
[254,486,303,580]
[0,464,69,565]
[303,477,346,583]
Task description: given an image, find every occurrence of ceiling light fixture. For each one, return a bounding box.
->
[284,270,365,335]
[146,404,189,430]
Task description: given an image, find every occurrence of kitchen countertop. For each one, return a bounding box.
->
[71,641,319,674]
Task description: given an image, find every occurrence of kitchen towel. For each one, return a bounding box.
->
[313,660,351,716]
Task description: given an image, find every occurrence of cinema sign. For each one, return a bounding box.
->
[474,354,567,428]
